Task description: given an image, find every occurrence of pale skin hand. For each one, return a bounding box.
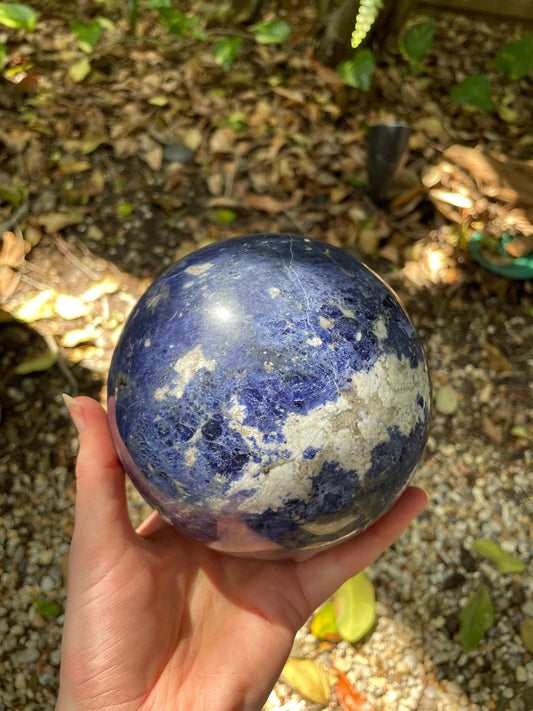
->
[56,396,427,711]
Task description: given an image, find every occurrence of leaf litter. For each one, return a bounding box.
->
[0,3,532,710]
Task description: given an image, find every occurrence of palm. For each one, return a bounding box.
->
[63,513,315,711]
[57,397,426,711]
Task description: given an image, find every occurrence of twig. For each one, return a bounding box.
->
[19,274,54,291]
[43,334,78,396]
[0,202,29,234]
[283,209,309,235]
[53,236,100,281]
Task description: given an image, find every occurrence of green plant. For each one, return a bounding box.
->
[496,34,533,80]
[400,20,434,62]
[450,74,494,112]
[0,2,37,31]
[351,0,383,50]
[310,571,376,644]
[449,34,533,113]
[336,47,375,90]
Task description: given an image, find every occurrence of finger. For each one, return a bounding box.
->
[136,510,170,537]
[297,486,427,610]
[64,395,134,543]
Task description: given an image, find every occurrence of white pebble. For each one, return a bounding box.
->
[515,666,526,683]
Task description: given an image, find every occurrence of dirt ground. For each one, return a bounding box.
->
[0,2,532,709]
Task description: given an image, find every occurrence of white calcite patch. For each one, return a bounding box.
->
[306,336,322,346]
[155,344,217,401]
[145,283,170,310]
[226,350,429,514]
[185,262,213,276]
[372,315,388,342]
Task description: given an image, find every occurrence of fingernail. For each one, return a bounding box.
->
[62,393,87,434]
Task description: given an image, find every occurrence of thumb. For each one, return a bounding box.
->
[64,395,134,543]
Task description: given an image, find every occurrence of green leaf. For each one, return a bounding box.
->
[157,7,204,39]
[213,37,242,71]
[157,7,187,36]
[117,201,134,219]
[282,658,330,705]
[472,540,526,574]
[333,571,376,643]
[252,19,291,45]
[520,619,533,653]
[208,207,237,225]
[496,35,533,80]
[33,598,60,617]
[401,21,435,61]
[0,43,6,69]
[450,75,494,112]
[71,20,102,51]
[68,57,92,83]
[310,601,340,640]
[0,3,38,31]
[15,349,57,375]
[336,49,375,90]
[459,584,494,653]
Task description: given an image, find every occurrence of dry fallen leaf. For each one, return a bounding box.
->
[209,126,236,154]
[282,658,330,705]
[36,211,85,233]
[55,294,89,320]
[0,231,30,268]
[60,325,98,347]
[81,275,121,302]
[16,291,57,322]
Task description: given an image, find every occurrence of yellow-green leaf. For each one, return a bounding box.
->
[33,597,60,617]
[333,571,376,643]
[282,658,330,705]
[0,3,38,31]
[15,349,57,374]
[310,601,340,640]
[459,584,494,653]
[520,619,533,653]
[69,57,91,83]
[472,540,526,574]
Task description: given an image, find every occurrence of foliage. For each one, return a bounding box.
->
[400,20,435,62]
[33,597,61,617]
[351,0,383,50]
[336,48,375,90]
[456,539,527,652]
[0,2,37,31]
[282,657,330,705]
[450,74,494,112]
[213,36,242,71]
[251,18,291,45]
[459,584,494,653]
[495,34,533,80]
[311,571,376,644]
[471,539,526,574]
[333,571,376,643]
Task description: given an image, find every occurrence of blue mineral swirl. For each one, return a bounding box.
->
[108,234,431,558]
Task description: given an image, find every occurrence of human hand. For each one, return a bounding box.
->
[56,396,426,711]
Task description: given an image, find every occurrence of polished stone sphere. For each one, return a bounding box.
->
[108,234,431,558]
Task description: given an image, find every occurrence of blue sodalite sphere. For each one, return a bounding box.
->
[108,234,430,558]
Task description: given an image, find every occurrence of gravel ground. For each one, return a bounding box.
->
[1,254,531,710]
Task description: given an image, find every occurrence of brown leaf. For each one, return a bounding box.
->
[35,211,86,233]
[245,190,303,215]
[0,231,30,268]
[209,127,236,154]
[0,266,20,300]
